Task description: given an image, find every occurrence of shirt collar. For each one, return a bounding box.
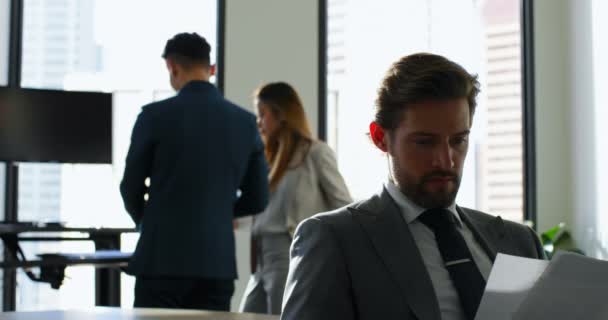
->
[384,180,462,227]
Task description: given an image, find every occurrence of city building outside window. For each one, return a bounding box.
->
[326,0,525,222]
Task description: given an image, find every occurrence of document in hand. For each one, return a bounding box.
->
[513,251,608,319]
[474,253,549,320]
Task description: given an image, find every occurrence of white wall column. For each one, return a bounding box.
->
[223,0,320,310]
[534,0,603,257]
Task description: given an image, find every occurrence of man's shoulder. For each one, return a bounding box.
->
[461,206,528,227]
[297,198,371,233]
[224,100,257,122]
[198,94,257,124]
[459,206,497,222]
[308,203,352,223]
[140,95,256,122]
[139,97,175,115]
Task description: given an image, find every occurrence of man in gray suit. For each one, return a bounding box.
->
[281,53,545,320]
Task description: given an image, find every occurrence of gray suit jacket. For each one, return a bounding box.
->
[284,140,352,236]
[253,140,352,236]
[281,188,544,320]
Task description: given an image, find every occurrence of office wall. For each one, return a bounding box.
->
[566,1,600,257]
[223,0,320,310]
[533,0,573,234]
[223,0,319,133]
[534,0,604,257]
[592,0,608,259]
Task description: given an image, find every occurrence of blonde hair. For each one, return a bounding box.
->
[256,82,313,190]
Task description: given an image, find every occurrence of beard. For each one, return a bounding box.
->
[394,168,461,209]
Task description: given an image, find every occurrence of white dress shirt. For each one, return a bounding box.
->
[384,180,493,320]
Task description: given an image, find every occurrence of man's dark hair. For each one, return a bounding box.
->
[162,32,211,68]
[375,53,480,131]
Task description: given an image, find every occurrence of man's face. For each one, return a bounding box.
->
[385,98,471,208]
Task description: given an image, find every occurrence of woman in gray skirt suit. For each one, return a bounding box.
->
[239,82,352,315]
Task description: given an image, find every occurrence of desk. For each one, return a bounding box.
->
[0,308,279,320]
[0,223,137,310]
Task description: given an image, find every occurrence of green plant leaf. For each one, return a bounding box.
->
[541,222,566,244]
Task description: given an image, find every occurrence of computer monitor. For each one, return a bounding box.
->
[0,87,112,163]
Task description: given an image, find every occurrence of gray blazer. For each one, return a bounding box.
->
[283,140,352,236]
[281,188,544,320]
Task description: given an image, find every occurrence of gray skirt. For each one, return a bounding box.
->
[239,233,292,315]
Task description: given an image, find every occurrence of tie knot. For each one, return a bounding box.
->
[418,208,456,232]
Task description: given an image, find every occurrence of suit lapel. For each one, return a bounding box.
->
[457,207,505,262]
[351,189,441,320]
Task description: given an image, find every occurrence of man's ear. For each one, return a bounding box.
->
[209,64,216,76]
[369,121,388,152]
[165,59,178,77]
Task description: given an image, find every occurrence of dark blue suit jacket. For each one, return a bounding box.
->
[120,80,269,279]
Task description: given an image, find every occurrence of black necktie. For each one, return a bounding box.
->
[418,208,486,320]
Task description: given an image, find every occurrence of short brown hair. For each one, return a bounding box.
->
[375,53,480,131]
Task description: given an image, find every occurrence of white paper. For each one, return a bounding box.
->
[513,251,608,319]
[474,253,549,320]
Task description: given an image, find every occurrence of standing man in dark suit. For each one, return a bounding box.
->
[120,32,269,311]
[281,53,544,320]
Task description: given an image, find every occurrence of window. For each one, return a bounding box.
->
[0,162,4,308]
[592,0,608,255]
[17,0,218,310]
[0,0,9,85]
[0,0,10,308]
[326,0,525,222]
